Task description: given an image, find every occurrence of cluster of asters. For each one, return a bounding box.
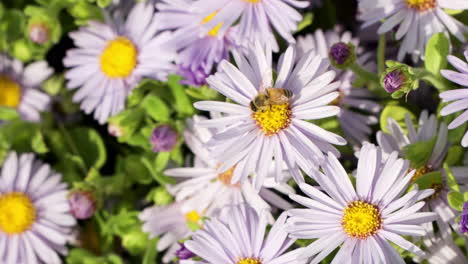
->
[1,0,468,263]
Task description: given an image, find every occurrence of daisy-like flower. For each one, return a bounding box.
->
[413,230,466,264]
[0,55,52,122]
[286,143,437,263]
[63,2,176,124]
[182,204,305,264]
[193,44,346,189]
[439,50,468,147]
[141,115,294,263]
[297,28,381,146]
[191,0,309,52]
[358,0,468,60]
[0,152,77,263]
[377,111,468,240]
[155,0,235,86]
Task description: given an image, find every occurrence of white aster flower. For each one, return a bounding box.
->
[0,55,52,122]
[286,143,437,263]
[194,43,346,189]
[0,152,77,263]
[63,2,176,124]
[358,0,468,60]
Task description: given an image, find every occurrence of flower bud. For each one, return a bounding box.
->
[329,42,356,69]
[152,186,173,206]
[461,202,468,234]
[380,61,418,99]
[12,39,33,62]
[150,125,178,152]
[382,70,406,93]
[176,242,196,260]
[28,23,49,44]
[68,190,96,220]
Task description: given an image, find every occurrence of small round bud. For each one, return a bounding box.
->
[29,23,49,44]
[152,186,173,206]
[383,70,406,93]
[108,123,123,137]
[12,39,33,62]
[175,242,196,260]
[150,125,178,152]
[329,42,356,69]
[461,202,468,234]
[68,191,96,220]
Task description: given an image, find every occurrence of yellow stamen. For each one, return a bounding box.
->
[100,37,137,78]
[252,104,291,136]
[411,166,432,183]
[405,0,437,11]
[0,192,36,235]
[426,183,443,201]
[237,258,262,264]
[342,201,382,239]
[201,12,223,37]
[244,0,262,3]
[0,74,21,108]
[217,165,241,187]
[185,210,201,223]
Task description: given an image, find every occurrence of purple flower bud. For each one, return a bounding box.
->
[68,191,96,220]
[383,70,406,93]
[329,42,351,65]
[29,24,49,44]
[150,125,178,152]
[461,202,468,234]
[175,242,196,260]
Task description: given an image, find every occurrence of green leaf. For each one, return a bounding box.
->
[142,238,158,264]
[31,130,49,154]
[121,227,149,256]
[155,152,170,171]
[413,171,442,190]
[444,163,460,192]
[141,94,170,122]
[295,12,313,33]
[141,156,176,185]
[122,155,153,185]
[0,107,19,121]
[69,127,107,170]
[168,75,195,117]
[447,191,464,211]
[380,105,416,134]
[402,137,437,169]
[445,146,463,166]
[424,33,449,77]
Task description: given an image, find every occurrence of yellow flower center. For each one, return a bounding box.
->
[405,0,437,11]
[185,210,201,223]
[252,104,291,136]
[0,192,36,235]
[0,74,21,108]
[100,37,137,78]
[237,258,262,264]
[244,0,262,3]
[411,166,432,183]
[201,12,223,37]
[426,183,443,201]
[342,201,382,239]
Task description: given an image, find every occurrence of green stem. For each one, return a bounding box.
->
[377,34,386,75]
[57,122,88,174]
[349,63,380,85]
[416,69,448,92]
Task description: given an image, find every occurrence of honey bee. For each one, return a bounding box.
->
[249,88,293,112]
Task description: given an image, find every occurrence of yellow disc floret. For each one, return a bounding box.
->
[237,258,262,264]
[0,74,21,108]
[185,210,201,223]
[342,201,382,239]
[0,192,36,235]
[411,165,432,183]
[244,0,262,3]
[252,104,291,136]
[100,37,137,78]
[405,0,437,11]
[201,12,223,37]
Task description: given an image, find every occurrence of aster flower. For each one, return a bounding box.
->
[412,227,466,264]
[141,115,295,262]
[182,204,305,264]
[358,0,468,60]
[0,152,77,263]
[63,2,176,124]
[461,202,468,233]
[377,111,468,240]
[286,143,437,263]
[193,43,346,189]
[191,0,309,52]
[296,28,381,146]
[0,54,52,122]
[439,50,468,147]
[155,0,235,86]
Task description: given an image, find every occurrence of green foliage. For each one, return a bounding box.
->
[447,191,464,211]
[67,249,124,264]
[402,137,437,169]
[424,33,449,77]
[380,105,416,134]
[413,171,442,190]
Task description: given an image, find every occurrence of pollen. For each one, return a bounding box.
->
[100,37,137,78]
[244,0,262,3]
[201,12,223,37]
[0,192,36,235]
[341,201,382,239]
[185,210,201,223]
[0,74,21,108]
[252,104,292,136]
[237,258,262,264]
[405,0,437,12]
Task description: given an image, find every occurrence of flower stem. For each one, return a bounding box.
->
[377,34,386,75]
[349,63,380,85]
